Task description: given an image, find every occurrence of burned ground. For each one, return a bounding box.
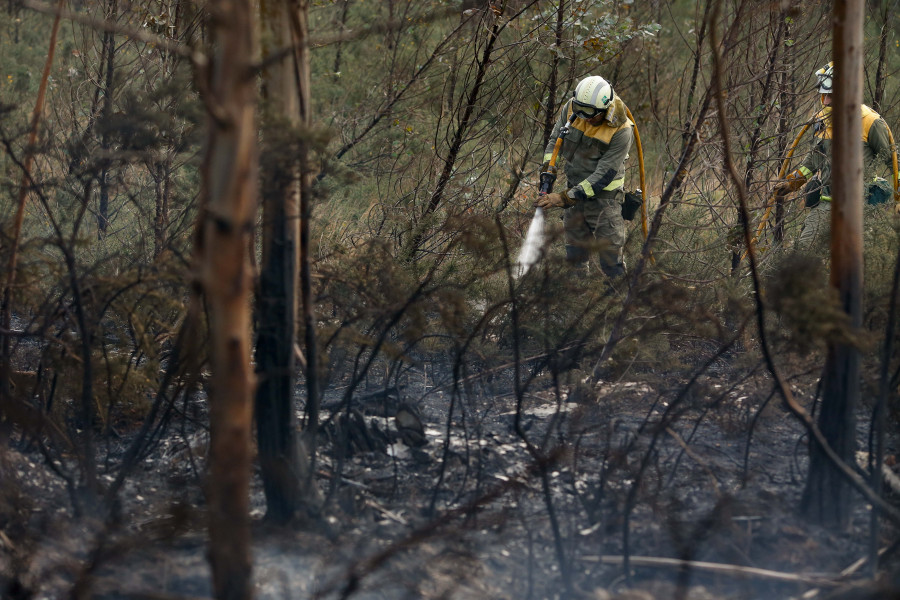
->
[2,347,898,600]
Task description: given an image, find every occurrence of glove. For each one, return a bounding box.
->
[534,192,569,209]
[774,170,807,194]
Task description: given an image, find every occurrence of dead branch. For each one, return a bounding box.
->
[21,0,205,64]
[581,555,840,587]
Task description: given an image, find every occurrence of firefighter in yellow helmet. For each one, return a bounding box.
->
[774,62,895,251]
[534,75,634,278]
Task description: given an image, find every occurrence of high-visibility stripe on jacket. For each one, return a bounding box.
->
[543,96,634,199]
[797,103,894,203]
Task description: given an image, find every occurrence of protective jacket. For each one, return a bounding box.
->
[794,104,893,202]
[543,96,634,201]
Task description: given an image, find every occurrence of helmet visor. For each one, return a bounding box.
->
[572,100,603,120]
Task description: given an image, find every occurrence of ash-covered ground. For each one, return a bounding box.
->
[2,352,899,600]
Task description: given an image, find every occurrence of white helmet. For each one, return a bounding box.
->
[815,62,833,94]
[572,76,614,119]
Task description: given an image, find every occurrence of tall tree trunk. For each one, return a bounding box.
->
[540,0,565,149]
[64,185,99,511]
[872,0,888,112]
[292,0,321,444]
[151,0,187,258]
[800,0,864,528]
[682,0,710,146]
[198,0,258,595]
[332,0,351,74]
[255,0,319,524]
[774,16,796,244]
[1,0,64,436]
[153,158,172,257]
[97,0,117,238]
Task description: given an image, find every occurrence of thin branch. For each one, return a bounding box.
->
[2,0,65,423]
[581,555,841,588]
[21,0,206,65]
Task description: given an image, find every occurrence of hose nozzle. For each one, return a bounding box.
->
[538,171,556,195]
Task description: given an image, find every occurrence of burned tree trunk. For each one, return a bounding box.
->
[196,0,258,595]
[96,0,117,238]
[800,0,864,528]
[152,159,172,257]
[293,0,322,470]
[255,0,320,524]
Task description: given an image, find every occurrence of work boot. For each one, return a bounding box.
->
[599,261,626,297]
[600,261,625,279]
[565,244,590,265]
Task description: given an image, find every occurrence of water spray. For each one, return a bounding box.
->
[514,116,570,279]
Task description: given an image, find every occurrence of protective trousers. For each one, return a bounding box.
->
[563,189,626,278]
[796,201,830,253]
[796,197,884,254]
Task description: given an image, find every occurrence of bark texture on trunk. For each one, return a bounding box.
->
[255,0,319,524]
[801,0,864,528]
[198,0,258,595]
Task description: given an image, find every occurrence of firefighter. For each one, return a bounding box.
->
[774,61,895,251]
[534,75,634,278]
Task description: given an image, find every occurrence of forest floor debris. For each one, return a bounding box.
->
[2,355,899,600]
